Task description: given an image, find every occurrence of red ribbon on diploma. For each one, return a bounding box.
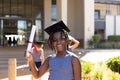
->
[28,41,38,56]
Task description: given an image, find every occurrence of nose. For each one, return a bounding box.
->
[55,38,63,44]
[56,39,61,44]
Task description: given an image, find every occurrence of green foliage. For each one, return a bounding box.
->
[93,34,101,44]
[87,39,94,48]
[95,42,113,49]
[108,35,120,42]
[93,70,103,80]
[113,42,120,48]
[95,42,120,49]
[98,62,103,66]
[106,56,120,73]
[81,61,93,74]
[108,72,119,80]
[81,60,120,79]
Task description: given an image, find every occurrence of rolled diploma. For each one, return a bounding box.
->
[26,25,37,57]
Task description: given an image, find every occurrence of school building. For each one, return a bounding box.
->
[0,0,120,48]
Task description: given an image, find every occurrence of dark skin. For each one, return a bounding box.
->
[27,31,81,80]
[68,35,80,51]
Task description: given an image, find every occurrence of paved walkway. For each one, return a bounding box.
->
[1,73,49,80]
[0,46,120,80]
[0,46,50,80]
[80,50,120,63]
[0,46,30,80]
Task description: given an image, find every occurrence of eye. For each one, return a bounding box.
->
[61,36,66,40]
[53,39,57,42]
[61,38,65,40]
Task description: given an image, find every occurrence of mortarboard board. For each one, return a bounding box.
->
[44,20,70,35]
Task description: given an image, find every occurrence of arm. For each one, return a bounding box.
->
[40,49,45,64]
[72,56,81,80]
[28,53,50,79]
[68,35,80,51]
[71,38,80,50]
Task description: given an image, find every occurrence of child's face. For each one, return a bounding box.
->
[52,32,68,52]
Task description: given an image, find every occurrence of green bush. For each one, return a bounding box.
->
[95,42,120,49]
[108,72,119,80]
[106,56,120,73]
[95,42,113,49]
[108,35,120,41]
[81,61,93,74]
[93,34,101,44]
[113,42,120,49]
[93,70,103,80]
[87,39,94,48]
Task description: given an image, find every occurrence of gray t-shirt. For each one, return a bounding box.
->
[32,48,41,62]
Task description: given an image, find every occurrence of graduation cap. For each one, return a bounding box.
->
[44,20,70,35]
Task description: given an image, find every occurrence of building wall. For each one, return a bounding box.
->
[95,4,107,19]
[67,0,75,36]
[43,0,94,48]
[67,0,84,39]
[67,0,94,48]
[105,15,114,39]
[95,4,118,19]
[105,15,120,39]
[84,0,94,48]
[67,0,84,48]
[115,16,120,35]
[95,3,120,41]
[110,5,118,15]
[74,0,84,39]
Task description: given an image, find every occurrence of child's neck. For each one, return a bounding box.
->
[56,51,68,57]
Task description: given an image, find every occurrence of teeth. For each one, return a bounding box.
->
[57,45,62,47]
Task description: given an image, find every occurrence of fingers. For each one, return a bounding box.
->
[24,50,31,57]
[26,53,33,62]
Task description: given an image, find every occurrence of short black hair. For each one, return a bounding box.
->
[48,30,69,50]
[34,41,44,45]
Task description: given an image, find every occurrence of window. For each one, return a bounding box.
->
[95,10,100,19]
[52,0,57,24]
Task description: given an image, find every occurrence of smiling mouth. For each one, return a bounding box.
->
[57,44,62,48]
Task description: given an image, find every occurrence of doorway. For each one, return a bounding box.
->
[0,0,44,46]
[0,19,43,46]
[0,19,27,46]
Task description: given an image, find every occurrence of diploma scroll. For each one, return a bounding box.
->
[26,25,37,57]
